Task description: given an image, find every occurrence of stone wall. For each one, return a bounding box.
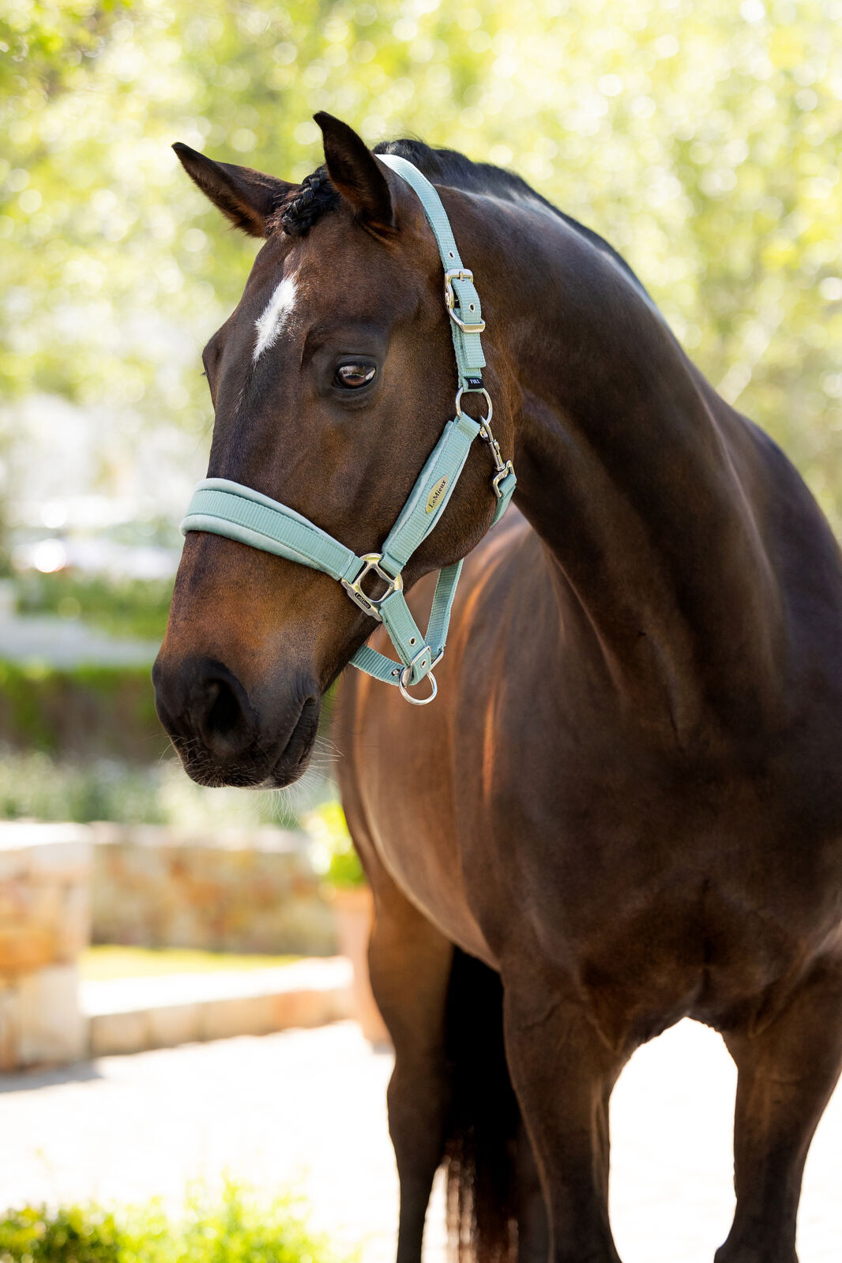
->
[0,823,91,1069]
[90,823,337,956]
[0,821,342,1069]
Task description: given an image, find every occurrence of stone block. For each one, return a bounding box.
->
[146,1003,201,1049]
[79,960,354,1056]
[16,964,87,1066]
[89,1009,149,1058]
[273,987,336,1030]
[0,985,20,1072]
[0,824,93,979]
[0,826,93,1068]
[90,822,336,955]
[0,925,56,976]
[0,823,93,877]
[200,994,277,1041]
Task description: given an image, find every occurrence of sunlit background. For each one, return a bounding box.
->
[2,4,842,1258]
[1,0,840,825]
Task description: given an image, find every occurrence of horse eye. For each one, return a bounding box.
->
[334,363,376,389]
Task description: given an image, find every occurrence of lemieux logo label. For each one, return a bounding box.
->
[425,476,448,514]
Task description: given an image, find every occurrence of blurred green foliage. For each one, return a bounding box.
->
[0,748,168,823]
[16,570,173,639]
[0,0,131,97]
[0,747,316,827]
[2,0,841,522]
[0,1204,124,1263]
[0,659,165,759]
[306,799,366,886]
[0,1183,338,1263]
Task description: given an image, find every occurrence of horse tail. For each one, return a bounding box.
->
[443,947,520,1263]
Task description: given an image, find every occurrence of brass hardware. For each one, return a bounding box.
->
[444,269,486,334]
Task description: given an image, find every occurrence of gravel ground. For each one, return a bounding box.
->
[1,1018,840,1262]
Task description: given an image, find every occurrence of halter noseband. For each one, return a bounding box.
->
[180,155,516,705]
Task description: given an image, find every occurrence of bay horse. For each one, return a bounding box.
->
[153,113,842,1263]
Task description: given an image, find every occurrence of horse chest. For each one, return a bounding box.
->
[466,749,842,1032]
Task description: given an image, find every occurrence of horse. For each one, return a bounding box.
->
[153,113,842,1263]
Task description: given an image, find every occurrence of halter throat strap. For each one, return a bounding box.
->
[181,154,516,705]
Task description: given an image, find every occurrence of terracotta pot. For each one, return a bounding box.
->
[330,885,390,1047]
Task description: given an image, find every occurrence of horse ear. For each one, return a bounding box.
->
[172,143,293,238]
[314,112,395,234]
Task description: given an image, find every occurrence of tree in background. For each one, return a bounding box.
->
[1,0,841,525]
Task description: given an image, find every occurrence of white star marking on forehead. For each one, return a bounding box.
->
[253,274,298,362]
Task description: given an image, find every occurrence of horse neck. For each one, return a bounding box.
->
[466,194,784,745]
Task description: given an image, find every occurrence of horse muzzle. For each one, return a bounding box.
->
[152,651,320,788]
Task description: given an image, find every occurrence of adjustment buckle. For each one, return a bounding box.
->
[341,553,403,622]
[492,460,516,499]
[444,269,486,335]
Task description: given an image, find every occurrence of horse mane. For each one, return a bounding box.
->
[277,166,338,236]
[277,136,645,292]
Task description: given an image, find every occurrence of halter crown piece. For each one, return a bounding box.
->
[180,155,517,705]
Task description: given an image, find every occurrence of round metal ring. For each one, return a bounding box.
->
[454,386,493,425]
[398,666,438,706]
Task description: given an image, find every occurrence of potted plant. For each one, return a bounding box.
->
[306,801,390,1047]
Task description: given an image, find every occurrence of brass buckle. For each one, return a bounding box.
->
[341,553,403,622]
[444,269,486,335]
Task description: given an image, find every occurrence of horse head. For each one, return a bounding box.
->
[153,115,511,788]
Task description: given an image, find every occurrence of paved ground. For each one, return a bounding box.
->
[1,1018,841,1262]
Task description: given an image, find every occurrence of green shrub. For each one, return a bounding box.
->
[0,654,338,768]
[0,1203,125,1262]
[0,1185,341,1263]
[0,660,166,763]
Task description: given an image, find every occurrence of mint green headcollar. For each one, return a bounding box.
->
[181,154,516,706]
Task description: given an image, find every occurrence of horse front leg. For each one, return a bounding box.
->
[366,877,455,1263]
[502,969,628,1263]
[715,959,842,1263]
[515,1116,551,1263]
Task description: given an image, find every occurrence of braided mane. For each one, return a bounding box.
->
[276,166,338,237]
[273,138,643,292]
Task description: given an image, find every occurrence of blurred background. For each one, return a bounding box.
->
[1,1,842,1259]
[0,0,840,832]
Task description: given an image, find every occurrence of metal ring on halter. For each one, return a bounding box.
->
[454,386,493,424]
[399,664,438,705]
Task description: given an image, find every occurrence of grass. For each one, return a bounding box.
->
[81,947,300,981]
[0,1183,341,1263]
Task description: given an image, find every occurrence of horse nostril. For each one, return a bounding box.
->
[154,651,321,786]
[203,678,242,739]
[189,665,255,761]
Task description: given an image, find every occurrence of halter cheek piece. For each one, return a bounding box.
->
[180,154,517,706]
